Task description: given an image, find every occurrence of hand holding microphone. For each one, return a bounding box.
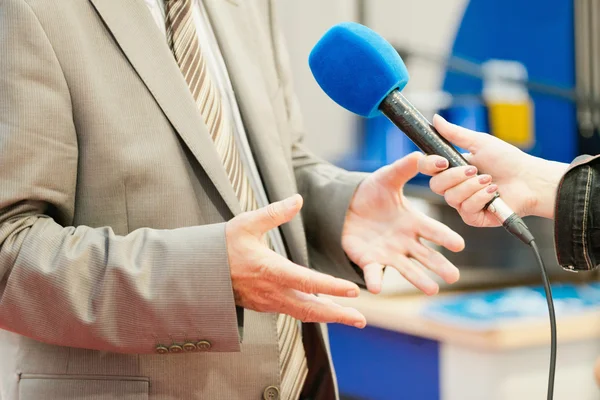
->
[418,115,568,227]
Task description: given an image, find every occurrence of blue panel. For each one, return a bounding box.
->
[328,324,440,400]
[443,0,576,163]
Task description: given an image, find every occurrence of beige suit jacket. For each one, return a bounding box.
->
[0,0,367,399]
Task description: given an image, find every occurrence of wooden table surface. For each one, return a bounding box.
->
[327,289,600,351]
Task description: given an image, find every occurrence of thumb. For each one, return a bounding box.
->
[376,151,422,188]
[246,194,303,236]
[433,114,486,152]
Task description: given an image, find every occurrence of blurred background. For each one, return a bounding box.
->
[276,0,600,399]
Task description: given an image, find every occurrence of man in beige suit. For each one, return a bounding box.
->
[0,0,465,399]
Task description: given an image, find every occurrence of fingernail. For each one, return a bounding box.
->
[487,184,498,193]
[284,195,298,208]
[435,159,449,169]
[465,167,477,176]
[426,285,440,296]
[479,175,491,184]
[433,114,446,123]
[368,283,382,294]
[347,289,359,297]
[445,268,461,284]
[354,321,366,329]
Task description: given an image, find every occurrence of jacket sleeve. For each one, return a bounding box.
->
[0,0,240,355]
[554,154,600,272]
[266,0,367,288]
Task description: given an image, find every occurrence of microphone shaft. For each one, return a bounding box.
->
[379,90,469,168]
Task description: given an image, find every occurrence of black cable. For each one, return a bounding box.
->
[530,240,557,400]
[500,218,556,398]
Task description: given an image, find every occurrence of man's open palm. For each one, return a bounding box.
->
[342,153,465,295]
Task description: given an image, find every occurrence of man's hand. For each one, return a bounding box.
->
[342,152,465,296]
[226,195,367,328]
[417,115,568,226]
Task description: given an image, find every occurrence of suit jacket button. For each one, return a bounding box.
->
[196,340,211,351]
[263,386,280,400]
[183,342,197,352]
[155,345,169,355]
[168,344,183,353]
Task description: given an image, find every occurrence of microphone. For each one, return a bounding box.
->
[308,22,534,245]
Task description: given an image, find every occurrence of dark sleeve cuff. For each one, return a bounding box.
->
[554,154,600,271]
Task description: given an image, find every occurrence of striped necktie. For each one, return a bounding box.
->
[164,1,308,398]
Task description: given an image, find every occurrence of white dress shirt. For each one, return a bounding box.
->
[144,0,288,256]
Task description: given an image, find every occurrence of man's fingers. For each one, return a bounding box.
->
[388,256,439,296]
[410,243,460,285]
[363,263,385,294]
[244,194,303,236]
[432,114,482,152]
[283,290,367,328]
[376,152,422,189]
[417,215,465,253]
[429,165,478,196]
[265,257,360,298]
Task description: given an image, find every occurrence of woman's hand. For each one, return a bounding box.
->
[418,115,568,227]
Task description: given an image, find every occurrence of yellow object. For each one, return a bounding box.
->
[482,60,535,150]
[487,100,535,149]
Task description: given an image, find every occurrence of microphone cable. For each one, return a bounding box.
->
[529,240,557,400]
[501,213,556,399]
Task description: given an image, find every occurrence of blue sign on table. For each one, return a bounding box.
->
[421,283,600,330]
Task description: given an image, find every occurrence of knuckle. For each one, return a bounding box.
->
[245,298,264,313]
[429,179,444,195]
[257,290,279,310]
[464,192,488,213]
[266,203,282,223]
[335,313,350,325]
[463,198,483,214]
[470,175,485,188]
[268,266,286,286]
[418,163,430,176]
[274,298,288,313]
[299,305,318,322]
[259,262,284,286]
[412,245,429,261]
[444,192,460,208]
[299,275,316,293]
[259,289,275,303]
[257,262,272,279]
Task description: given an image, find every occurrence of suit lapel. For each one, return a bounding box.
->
[88,0,241,216]
[203,0,309,264]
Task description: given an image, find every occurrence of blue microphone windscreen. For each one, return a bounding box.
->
[309,22,409,118]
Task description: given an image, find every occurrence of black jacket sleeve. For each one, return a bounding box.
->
[554,154,600,271]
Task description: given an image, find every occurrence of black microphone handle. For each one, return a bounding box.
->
[378,90,534,245]
[379,90,470,168]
